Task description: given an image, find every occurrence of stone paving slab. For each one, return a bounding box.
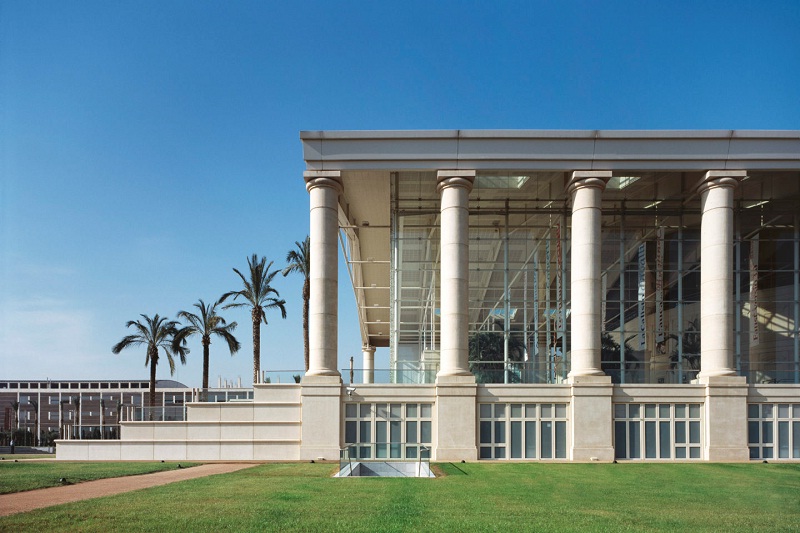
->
[0,462,257,517]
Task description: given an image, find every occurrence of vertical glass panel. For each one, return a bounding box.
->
[359,421,371,444]
[345,404,357,418]
[541,404,552,418]
[615,421,627,459]
[659,404,670,419]
[480,404,492,419]
[541,421,553,458]
[748,421,760,444]
[376,421,387,443]
[377,443,388,458]
[778,422,789,458]
[406,446,417,459]
[495,447,506,459]
[359,446,371,459]
[525,421,537,458]
[659,421,671,458]
[748,404,760,419]
[645,404,657,419]
[675,447,687,459]
[360,404,372,418]
[689,404,701,419]
[495,421,506,444]
[525,404,537,418]
[614,404,626,419]
[675,421,686,444]
[763,447,773,459]
[762,404,773,419]
[480,421,492,444]
[689,421,700,445]
[689,447,701,459]
[778,404,789,419]
[762,421,774,444]
[750,447,760,459]
[793,422,800,458]
[629,421,641,459]
[420,404,432,418]
[555,421,567,458]
[390,421,402,457]
[555,404,567,418]
[390,404,402,418]
[495,404,506,418]
[629,404,640,418]
[406,404,418,418]
[511,422,522,458]
[793,405,800,418]
[406,421,418,444]
[645,421,657,458]
[480,447,492,459]
[345,421,357,444]
[420,421,432,443]
[675,404,686,418]
[511,404,522,418]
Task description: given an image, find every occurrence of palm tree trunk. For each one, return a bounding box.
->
[303,277,310,372]
[202,339,210,402]
[252,308,261,384]
[149,346,157,419]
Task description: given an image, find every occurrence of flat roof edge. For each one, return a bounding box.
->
[300,129,800,140]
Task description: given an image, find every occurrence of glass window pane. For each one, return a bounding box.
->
[675,447,686,459]
[376,443,388,458]
[495,404,506,418]
[360,421,371,443]
[345,421,357,444]
[659,421,671,458]
[748,404,759,419]
[420,421,432,443]
[778,422,789,458]
[629,404,640,418]
[525,421,537,458]
[541,421,553,458]
[675,421,686,444]
[555,421,567,458]
[794,405,800,419]
[360,404,372,418]
[763,421,774,444]
[675,404,686,418]
[614,404,626,419]
[406,404,418,418]
[645,404,657,418]
[762,404,773,419]
[377,403,388,419]
[495,421,506,444]
[659,405,670,419]
[763,447,773,459]
[615,421,627,459]
[511,421,522,458]
[405,446,417,459]
[376,421,387,443]
[778,404,789,419]
[511,404,522,418]
[645,421,657,458]
[420,404,432,418]
[406,421,418,444]
[793,422,800,458]
[345,404,357,418]
[495,447,506,459]
[525,404,537,418]
[689,421,700,445]
[541,404,552,418]
[555,404,567,418]
[480,404,492,419]
[748,421,760,444]
[689,447,701,459]
[480,446,492,459]
[390,404,402,418]
[480,421,492,444]
[689,404,701,419]
[629,421,641,459]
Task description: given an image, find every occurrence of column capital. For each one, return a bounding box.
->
[696,170,747,194]
[304,170,343,194]
[436,170,475,194]
[567,171,612,195]
[362,345,375,354]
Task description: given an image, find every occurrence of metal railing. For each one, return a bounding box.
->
[59,425,121,440]
[339,442,432,477]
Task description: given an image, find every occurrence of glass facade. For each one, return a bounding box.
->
[389,171,800,384]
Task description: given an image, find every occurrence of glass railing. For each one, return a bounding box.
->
[128,406,187,422]
[59,425,121,440]
[259,371,305,384]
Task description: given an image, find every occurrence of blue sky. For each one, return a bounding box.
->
[2,1,799,386]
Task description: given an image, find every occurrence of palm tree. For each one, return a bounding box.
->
[283,236,311,371]
[221,254,287,384]
[112,314,188,410]
[174,298,241,401]
[28,400,39,446]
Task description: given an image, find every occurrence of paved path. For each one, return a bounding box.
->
[0,463,257,517]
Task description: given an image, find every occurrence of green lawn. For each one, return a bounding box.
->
[0,461,197,495]
[0,454,54,461]
[1,462,799,532]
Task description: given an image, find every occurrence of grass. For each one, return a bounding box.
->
[0,461,198,495]
[0,454,55,461]
[1,462,799,531]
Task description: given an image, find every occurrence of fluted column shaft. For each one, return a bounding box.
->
[305,171,343,377]
[436,170,475,379]
[567,171,611,378]
[698,170,746,378]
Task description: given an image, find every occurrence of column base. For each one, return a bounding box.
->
[299,381,342,461]
[699,375,749,461]
[569,377,615,462]
[434,381,477,462]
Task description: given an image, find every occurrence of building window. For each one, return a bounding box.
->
[344,402,432,459]
[479,403,568,460]
[614,403,702,460]
[748,403,800,460]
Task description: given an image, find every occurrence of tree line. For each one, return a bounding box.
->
[113,237,310,406]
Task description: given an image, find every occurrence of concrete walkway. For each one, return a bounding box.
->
[0,462,257,517]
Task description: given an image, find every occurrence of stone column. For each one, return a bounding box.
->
[697,170,747,379]
[362,345,375,384]
[304,171,343,380]
[436,170,475,381]
[567,171,611,380]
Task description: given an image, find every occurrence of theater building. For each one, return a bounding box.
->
[58,130,800,462]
